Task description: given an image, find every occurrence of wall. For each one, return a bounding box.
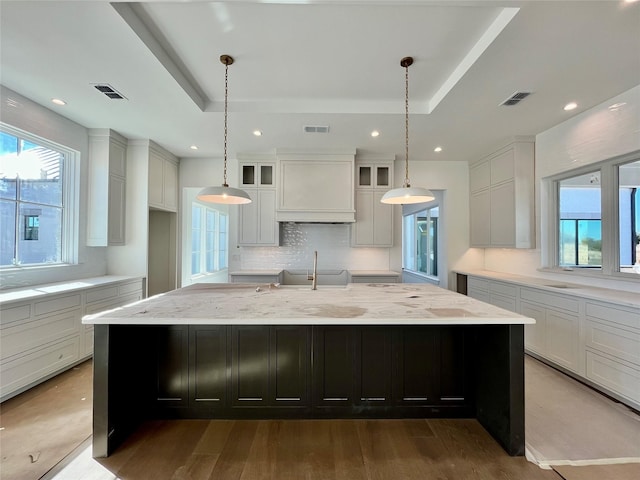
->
[484,84,640,292]
[0,86,107,289]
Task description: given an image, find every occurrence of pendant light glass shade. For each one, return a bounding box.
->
[197,55,252,205]
[381,56,434,205]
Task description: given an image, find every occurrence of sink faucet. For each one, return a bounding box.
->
[307,250,318,290]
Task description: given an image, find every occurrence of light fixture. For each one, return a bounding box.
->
[371,130,380,137]
[381,57,435,205]
[51,98,66,106]
[253,130,262,136]
[190,145,199,150]
[563,102,578,111]
[197,55,252,205]
[434,146,442,153]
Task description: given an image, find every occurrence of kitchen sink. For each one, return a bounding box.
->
[282,269,348,286]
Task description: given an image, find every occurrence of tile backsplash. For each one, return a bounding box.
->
[237,223,391,271]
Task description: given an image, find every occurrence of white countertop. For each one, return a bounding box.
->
[457,270,639,308]
[83,282,534,326]
[0,275,142,304]
[349,270,401,277]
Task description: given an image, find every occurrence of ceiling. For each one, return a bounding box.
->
[1,0,639,165]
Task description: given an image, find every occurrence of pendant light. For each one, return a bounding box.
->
[381,56,435,205]
[197,55,252,205]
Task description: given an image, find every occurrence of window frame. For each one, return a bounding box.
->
[402,201,440,281]
[0,123,79,270]
[190,201,229,279]
[542,149,640,282]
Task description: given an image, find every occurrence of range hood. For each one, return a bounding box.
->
[276,150,356,223]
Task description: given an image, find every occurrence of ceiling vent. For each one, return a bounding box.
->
[303,125,329,133]
[500,91,531,106]
[92,83,127,100]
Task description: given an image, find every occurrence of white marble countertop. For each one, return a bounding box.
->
[0,275,142,304]
[83,282,534,326]
[457,270,639,308]
[348,270,401,277]
[229,270,283,276]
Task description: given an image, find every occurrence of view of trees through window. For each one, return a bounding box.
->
[0,131,64,267]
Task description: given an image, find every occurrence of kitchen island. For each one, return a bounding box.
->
[83,283,534,457]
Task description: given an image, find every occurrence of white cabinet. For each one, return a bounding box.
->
[352,160,394,247]
[87,129,127,246]
[469,138,534,248]
[0,277,143,401]
[238,160,278,246]
[148,146,178,212]
[276,151,356,223]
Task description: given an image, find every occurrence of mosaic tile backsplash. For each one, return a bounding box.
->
[237,223,391,271]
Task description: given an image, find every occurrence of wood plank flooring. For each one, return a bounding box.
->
[95,418,559,480]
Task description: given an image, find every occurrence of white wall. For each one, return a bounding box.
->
[484,84,640,292]
[0,86,107,289]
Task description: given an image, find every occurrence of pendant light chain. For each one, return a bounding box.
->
[404,61,410,188]
[222,60,229,187]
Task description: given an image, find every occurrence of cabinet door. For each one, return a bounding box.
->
[439,327,470,404]
[270,326,310,406]
[107,175,126,245]
[373,191,393,246]
[231,326,269,406]
[155,325,189,407]
[521,301,546,355]
[353,190,374,245]
[355,327,393,405]
[546,309,580,372]
[163,161,178,211]
[470,189,490,246]
[490,181,516,246]
[148,153,164,207]
[189,326,227,407]
[239,189,258,244]
[257,189,277,245]
[312,326,355,406]
[393,327,438,405]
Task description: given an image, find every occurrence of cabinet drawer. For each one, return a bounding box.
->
[489,293,516,312]
[520,288,579,313]
[489,281,517,298]
[0,303,31,326]
[1,308,81,360]
[468,277,489,292]
[84,292,142,315]
[585,319,640,366]
[586,302,639,330]
[34,294,81,316]
[119,280,143,296]
[468,289,490,304]
[0,336,80,400]
[585,350,640,404]
[86,286,119,304]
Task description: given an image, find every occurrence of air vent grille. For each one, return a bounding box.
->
[92,83,127,100]
[501,91,531,106]
[303,125,329,133]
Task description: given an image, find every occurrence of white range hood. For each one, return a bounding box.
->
[276,150,356,223]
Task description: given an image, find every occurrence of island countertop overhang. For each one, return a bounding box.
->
[83,282,535,326]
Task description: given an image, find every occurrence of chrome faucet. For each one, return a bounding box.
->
[307,250,318,290]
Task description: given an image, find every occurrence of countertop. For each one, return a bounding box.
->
[83,282,534,326]
[0,275,142,304]
[456,270,639,308]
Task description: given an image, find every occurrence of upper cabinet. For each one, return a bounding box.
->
[276,150,356,223]
[352,158,394,247]
[238,156,279,246]
[148,145,178,212]
[87,129,127,246]
[469,138,535,248]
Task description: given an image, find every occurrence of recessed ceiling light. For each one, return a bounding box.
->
[51,98,66,106]
[434,146,442,152]
[190,145,198,150]
[371,130,380,137]
[564,102,578,111]
[253,130,262,137]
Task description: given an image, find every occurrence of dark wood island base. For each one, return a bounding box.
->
[92,323,524,458]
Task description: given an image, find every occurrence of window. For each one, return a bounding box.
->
[0,128,76,267]
[558,172,602,268]
[191,202,228,277]
[546,151,640,278]
[403,206,439,278]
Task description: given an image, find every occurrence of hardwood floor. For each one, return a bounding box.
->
[94,418,559,480]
